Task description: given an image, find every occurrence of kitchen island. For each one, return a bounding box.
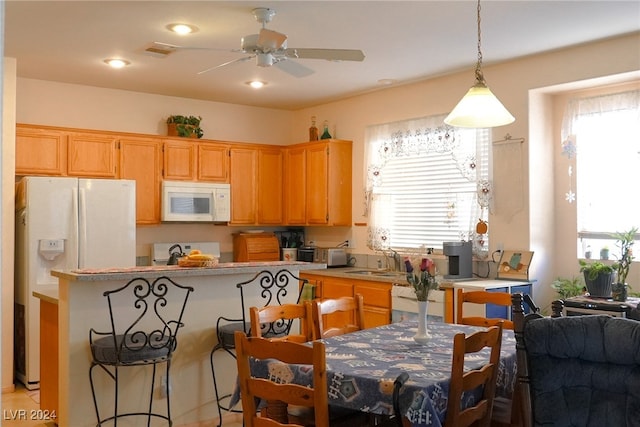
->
[49,261,325,427]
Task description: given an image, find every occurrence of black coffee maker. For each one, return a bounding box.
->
[443,241,473,279]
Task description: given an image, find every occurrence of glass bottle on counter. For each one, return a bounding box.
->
[309,116,319,141]
[320,120,332,139]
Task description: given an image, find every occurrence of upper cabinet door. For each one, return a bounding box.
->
[198,143,229,182]
[163,139,197,181]
[257,148,284,224]
[16,126,67,176]
[229,147,257,225]
[284,147,306,225]
[118,137,162,225]
[67,133,117,178]
[305,143,330,225]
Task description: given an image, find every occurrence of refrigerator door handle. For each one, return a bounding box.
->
[77,187,87,268]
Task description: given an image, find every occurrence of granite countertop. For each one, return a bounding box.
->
[52,261,327,282]
[299,266,411,285]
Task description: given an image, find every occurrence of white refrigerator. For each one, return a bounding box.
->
[14,176,136,390]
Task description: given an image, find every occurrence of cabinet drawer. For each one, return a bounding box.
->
[354,282,391,309]
[363,306,390,329]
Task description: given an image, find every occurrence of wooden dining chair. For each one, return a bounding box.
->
[444,322,504,427]
[234,331,367,427]
[456,289,515,330]
[310,294,365,339]
[249,302,313,343]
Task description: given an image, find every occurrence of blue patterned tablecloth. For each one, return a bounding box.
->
[247,320,517,427]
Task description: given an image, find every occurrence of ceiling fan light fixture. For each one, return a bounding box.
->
[166,23,198,35]
[103,58,130,69]
[256,53,274,67]
[444,0,514,128]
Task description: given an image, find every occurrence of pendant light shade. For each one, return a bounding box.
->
[444,0,515,128]
[444,82,515,128]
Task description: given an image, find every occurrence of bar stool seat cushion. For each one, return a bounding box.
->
[91,334,171,364]
[218,322,250,348]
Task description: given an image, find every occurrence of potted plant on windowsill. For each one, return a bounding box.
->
[578,259,615,298]
[611,227,637,301]
[167,115,203,139]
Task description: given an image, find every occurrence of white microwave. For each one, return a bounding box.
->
[162,181,231,222]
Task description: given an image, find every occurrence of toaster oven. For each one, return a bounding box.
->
[313,248,347,267]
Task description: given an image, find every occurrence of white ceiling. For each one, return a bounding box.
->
[5,1,640,110]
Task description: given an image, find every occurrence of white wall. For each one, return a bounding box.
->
[16,79,294,146]
[2,57,17,393]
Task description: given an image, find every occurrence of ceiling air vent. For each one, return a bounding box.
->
[144,42,178,58]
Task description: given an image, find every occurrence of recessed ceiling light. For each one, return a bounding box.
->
[247,81,266,89]
[104,59,130,69]
[377,79,397,86]
[166,23,198,35]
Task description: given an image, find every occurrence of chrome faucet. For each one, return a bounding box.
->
[385,249,402,272]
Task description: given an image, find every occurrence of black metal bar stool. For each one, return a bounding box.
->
[210,269,313,426]
[89,276,194,427]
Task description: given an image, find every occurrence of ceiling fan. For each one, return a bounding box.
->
[160,8,365,78]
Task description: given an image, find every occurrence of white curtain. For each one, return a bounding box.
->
[560,89,640,206]
[364,114,492,257]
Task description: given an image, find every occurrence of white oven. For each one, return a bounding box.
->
[162,180,230,222]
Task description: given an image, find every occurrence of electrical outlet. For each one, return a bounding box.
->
[160,375,171,398]
[497,242,504,252]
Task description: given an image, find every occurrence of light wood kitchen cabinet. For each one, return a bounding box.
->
[257,148,284,224]
[67,132,117,177]
[229,145,284,225]
[16,125,67,176]
[118,136,163,225]
[163,139,197,180]
[283,147,306,224]
[198,143,229,182]
[162,139,229,182]
[284,139,352,226]
[299,272,392,330]
[16,125,118,178]
[229,147,257,224]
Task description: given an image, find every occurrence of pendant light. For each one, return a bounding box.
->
[444,0,515,128]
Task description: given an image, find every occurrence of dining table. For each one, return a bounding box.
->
[242,320,517,427]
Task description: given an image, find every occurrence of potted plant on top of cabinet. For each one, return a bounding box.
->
[167,115,203,139]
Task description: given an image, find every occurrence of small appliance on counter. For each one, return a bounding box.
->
[313,247,348,267]
[297,247,316,262]
[443,241,473,280]
[152,242,220,266]
[233,232,280,262]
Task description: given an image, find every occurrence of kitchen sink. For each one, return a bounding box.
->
[345,270,406,278]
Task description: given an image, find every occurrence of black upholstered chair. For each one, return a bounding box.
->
[512,294,640,427]
[210,269,313,425]
[89,276,194,427]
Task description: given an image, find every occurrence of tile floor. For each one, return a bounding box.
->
[2,382,244,427]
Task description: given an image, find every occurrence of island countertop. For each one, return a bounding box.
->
[51,260,327,282]
[51,260,326,427]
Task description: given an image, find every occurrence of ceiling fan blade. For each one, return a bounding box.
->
[197,56,254,75]
[257,28,287,51]
[274,59,315,78]
[284,48,365,62]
